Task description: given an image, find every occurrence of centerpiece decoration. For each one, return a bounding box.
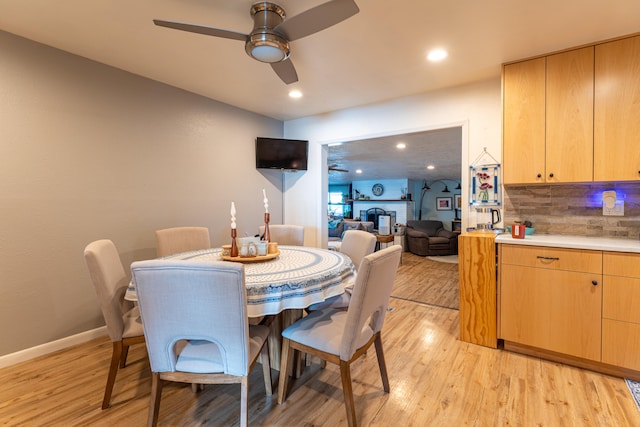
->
[262,189,270,242]
[230,201,238,257]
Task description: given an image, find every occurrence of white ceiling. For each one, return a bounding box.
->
[327,126,462,184]
[1,0,638,122]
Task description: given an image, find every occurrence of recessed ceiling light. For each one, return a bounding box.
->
[396,143,406,149]
[289,90,302,98]
[356,169,363,174]
[427,165,435,170]
[427,49,448,62]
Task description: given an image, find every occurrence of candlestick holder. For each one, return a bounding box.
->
[230,228,239,257]
[263,213,270,242]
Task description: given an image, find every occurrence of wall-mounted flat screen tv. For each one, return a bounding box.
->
[256,137,308,171]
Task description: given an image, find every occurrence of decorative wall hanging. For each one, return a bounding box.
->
[469,147,501,207]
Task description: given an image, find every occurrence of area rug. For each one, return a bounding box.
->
[427,255,458,264]
[626,379,640,411]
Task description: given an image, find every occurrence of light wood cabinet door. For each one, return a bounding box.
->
[594,35,640,181]
[503,58,546,184]
[602,251,640,370]
[602,320,640,371]
[500,264,602,361]
[546,47,594,183]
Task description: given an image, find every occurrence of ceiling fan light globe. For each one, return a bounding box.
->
[246,33,290,63]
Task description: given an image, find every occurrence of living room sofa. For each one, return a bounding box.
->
[405,220,458,256]
[328,219,375,250]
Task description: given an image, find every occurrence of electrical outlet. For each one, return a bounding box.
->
[603,200,624,216]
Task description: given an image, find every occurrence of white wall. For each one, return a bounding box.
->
[0,31,283,357]
[284,78,503,244]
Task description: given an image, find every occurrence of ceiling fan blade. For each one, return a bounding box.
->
[153,19,247,41]
[275,0,359,41]
[271,58,298,84]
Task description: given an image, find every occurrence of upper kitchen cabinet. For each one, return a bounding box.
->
[503,47,594,184]
[546,48,594,183]
[594,35,640,182]
[503,58,546,184]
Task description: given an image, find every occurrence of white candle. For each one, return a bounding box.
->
[230,202,236,229]
[262,189,269,213]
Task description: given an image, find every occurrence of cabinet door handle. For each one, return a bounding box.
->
[549,173,554,178]
[592,280,599,286]
[536,256,560,261]
[537,173,542,178]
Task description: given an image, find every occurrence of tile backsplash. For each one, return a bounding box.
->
[503,182,640,239]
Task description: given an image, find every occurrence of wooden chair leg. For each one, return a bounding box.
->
[294,349,304,378]
[373,333,390,392]
[277,338,293,404]
[148,373,163,427]
[119,343,130,368]
[261,341,272,396]
[240,376,249,427]
[339,360,357,427]
[102,341,123,409]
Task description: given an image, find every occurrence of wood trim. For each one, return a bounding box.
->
[504,340,640,382]
[502,31,640,66]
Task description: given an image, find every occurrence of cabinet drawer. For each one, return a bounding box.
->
[603,252,640,278]
[603,275,640,323]
[602,319,640,371]
[501,244,602,273]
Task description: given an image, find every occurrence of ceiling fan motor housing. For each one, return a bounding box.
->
[246,2,290,63]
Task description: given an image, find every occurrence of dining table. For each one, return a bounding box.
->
[127,245,355,370]
[125,245,356,318]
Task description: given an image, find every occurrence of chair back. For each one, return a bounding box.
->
[259,224,304,246]
[339,230,377,271]
[131,260,250,376]
[155,226,211,257]
[340,245,401,361]
[84,239,132,342]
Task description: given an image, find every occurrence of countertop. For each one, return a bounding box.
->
[495,234,640,253]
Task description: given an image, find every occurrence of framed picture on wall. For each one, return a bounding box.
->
[454,194,462,209]
[436,197,452,211]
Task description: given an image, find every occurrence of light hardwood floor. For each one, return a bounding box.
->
[1,253,638,426]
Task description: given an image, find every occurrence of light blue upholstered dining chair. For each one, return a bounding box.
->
[154,226,211,257]
[307,229,377,311]
[258,224,305,246]
[130,259,272,427]
[84,239,145,409]
[277,245,402,427]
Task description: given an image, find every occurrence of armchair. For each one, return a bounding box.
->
[405,220,458,256]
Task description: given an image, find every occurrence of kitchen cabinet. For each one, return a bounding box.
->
[502,58,545,184]
[503,33,640,185]
[602,252,640,370]
[594,35,640,181]
[500,245,602,361]
[503,47,594,184]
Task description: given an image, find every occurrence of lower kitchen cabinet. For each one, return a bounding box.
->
[500,245,603,361]
[602,252,640,370]
[501,263,602,361]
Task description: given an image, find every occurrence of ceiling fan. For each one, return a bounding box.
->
[328,163,349,172]
[153,0,359,85]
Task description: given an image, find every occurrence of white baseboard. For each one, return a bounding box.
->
[0,326,107,369]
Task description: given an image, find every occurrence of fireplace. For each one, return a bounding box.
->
[360,208,397,230]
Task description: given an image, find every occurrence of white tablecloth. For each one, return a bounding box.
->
[126,246,355,317]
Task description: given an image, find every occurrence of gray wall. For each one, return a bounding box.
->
[0,31,283,356]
